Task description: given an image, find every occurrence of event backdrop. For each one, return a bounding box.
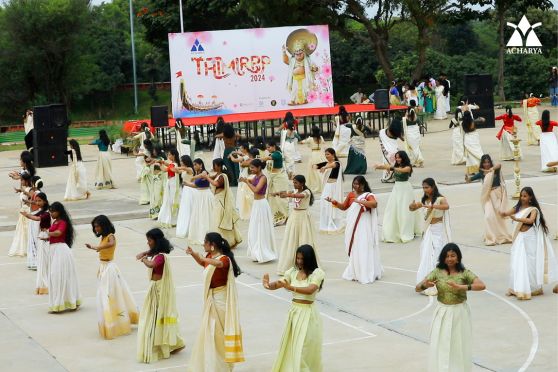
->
[168,25,334,118]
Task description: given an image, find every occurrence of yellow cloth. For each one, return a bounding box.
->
[189,256,244,371]
[98,234,116,261]
[137,254,184,363]
[212,174,242,248]
[267,171,290,225]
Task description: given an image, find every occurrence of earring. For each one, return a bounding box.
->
[211,246,215,252]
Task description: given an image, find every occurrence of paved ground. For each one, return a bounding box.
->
[1,106,557,371]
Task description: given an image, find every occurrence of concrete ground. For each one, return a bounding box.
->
[0,106,557,372]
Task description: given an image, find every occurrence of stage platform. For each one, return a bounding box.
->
[124,103,408,147]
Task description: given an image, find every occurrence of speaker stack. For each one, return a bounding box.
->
[464,74,495,128]
[374,89,390,110]
[150,105,176,151]
[33,104,69,167]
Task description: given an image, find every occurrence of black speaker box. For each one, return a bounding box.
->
[33,128,68,148]
[374,89,390,109]
[33,104,68,130]
[33,146,68,168]
[464,74,493,97]
[49,104,69,128]
[468,94,495,128]
[33,105,51,130]
[151,106,169,128]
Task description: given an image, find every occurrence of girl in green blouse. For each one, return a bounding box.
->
[416,243,486,372]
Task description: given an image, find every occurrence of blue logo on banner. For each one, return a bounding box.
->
[191,39,204,52]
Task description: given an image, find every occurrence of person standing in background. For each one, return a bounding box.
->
[24,109,34,151]
[350,88,366,104]
[549,66,558,106]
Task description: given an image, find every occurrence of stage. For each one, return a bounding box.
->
[124,103,408,138]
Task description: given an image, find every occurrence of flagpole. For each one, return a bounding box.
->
[179,0,184,33]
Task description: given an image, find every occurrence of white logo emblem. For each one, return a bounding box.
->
[506,15,542,47]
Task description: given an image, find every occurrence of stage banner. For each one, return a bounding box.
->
[168,25,334,118]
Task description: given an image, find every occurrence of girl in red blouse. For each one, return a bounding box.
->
[536,110,558,172]
[45,202,81,313]
[495,106,522,161]
[186,232,244,370]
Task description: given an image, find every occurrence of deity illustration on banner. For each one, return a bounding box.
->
[283,28,319,106]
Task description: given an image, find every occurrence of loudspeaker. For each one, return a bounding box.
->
[151,106,168,128]
[464,74,492,97]
[468,94,495,128]
[33,128,68,147]
[374,89,390,109]
[33,104,68,130]
[33,146,68,168]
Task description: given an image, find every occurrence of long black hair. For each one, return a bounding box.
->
[325,147,339,162]
[167,148,180,163]
[388,118,403,139]
[293,174,314,206]
[69,139,83,161]
[205,232,241,277]
[31,175,43,190]
[254,136,266,151]
[35,192,49,213]
[49,202,75,247]
[462,111,474,133]
[353,175,372,193]
[145,228,173,255]
[99,129,110,147]
[222,123,235,139]
[213,158,233,184]
[284,111,294,123]
[436,243,465,272]
[395,150,413,175]
[250,158,265,170]
[406,106,416,122]
[421,178,442,205]
[296,244,323,290]
[479,154,494,170]
[311,126,322,141]
[193,158,206,175]
[541,110,550,132]
[180,155,194,169]
[267,140,280,152]
[20,150,35,177]
[505,105,513,118]
[20,171,32,186]
[514,187,548,233]
[144,139,154,156]
[338,105,349,124]
[91,214,115,238]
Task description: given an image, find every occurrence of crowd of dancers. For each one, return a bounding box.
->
[6,101,558,371]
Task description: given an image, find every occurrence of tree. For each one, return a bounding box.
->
[493,0,552,100]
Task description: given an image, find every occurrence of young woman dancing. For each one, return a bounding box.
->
[410,178,451,295]
[8,172,32,257]
[378,118,403,183]
[332,105,351,157]
[275,175,318,275]
[317,148,344,234]
[136,228,184,363]
[375,150,420,243]
[91,129,115,189]
[262,141,290,226]
[263,245,325,372]
[20,192,50,294]
[240,159,277,263]
[495,106,522,161]
[500,187,558,299]
[462,111,485,174]
[186,232,245,371]
[157,148,181,228]
[204,158,242,249]
[185,158,214,245]
[45,202,81,313]
[229,143,255,220]
[402,106,424,167]
[327,176,382,284]
[466,154,511,245]
[64,139,90,200]
[280,120,302,177]
[416,243,486,372]
[23,176,44,270]
[85,215,138,339]
[536,110,558,172]
[301,126,327,194]
[175,155,195,239]
[344,116,368,175]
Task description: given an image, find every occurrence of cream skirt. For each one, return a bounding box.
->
[188,188,214,245]
[176,186,194,238]
[94,151,115,189]
[508,228,541,299]
[8,213,28,257]
[139,165,152,205]
[35,231,50,295]
[429,301,472,372]
[158,177,179,228]
[499,130,520,161]
[27,219,39,269]
[451,126,465,165]
[236,181,253,220]
[97,261,139,339]
[382,181,420,243]
[268,171,290,226]
[64,161,89,200]
[247,199,277,263]
[188,286,231,372]
[306,151,327,194]
[272,302,323,372]
[464,132,483,174]
[277,209,317,275]
[319,182,344,233]
[405,124,424,167]
[416,223,448,285]
[483,188,512,245]
[48,243,81,312]
[540,132,558,171]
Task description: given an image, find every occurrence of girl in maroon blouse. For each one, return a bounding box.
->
[45,202,81,313]
[21,192,51,294]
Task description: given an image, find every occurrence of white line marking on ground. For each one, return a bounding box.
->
[236,280,376,337]
[483,290,539,372]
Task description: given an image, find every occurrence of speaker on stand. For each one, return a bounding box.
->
[32,104,69,167]
[464,74,495,128]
